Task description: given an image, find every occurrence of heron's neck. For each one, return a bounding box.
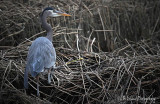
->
[41,15,53,42]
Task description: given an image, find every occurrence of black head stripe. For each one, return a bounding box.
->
[44,7,53,11]
[41,7,54,16]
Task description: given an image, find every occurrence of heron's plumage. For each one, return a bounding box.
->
[24,7,70,97]
[27,37,56,77]
[41,7,54,16]
[24,37,56,89]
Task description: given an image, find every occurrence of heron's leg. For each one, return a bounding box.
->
[24,89,27,95]
[48,69,51,84]
[36,75,40,97]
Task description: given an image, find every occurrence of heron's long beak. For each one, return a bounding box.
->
[55,10,71,16]
[59,13,71,16]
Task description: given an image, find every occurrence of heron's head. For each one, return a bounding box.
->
[42,7,71,17]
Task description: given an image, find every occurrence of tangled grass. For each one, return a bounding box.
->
[0,0,160,104]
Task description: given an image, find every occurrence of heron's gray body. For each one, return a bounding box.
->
[24,7,70,97]
[24,37,56,89]
[27,37,56,77]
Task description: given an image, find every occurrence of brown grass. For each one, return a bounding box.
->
[0,0,160,104]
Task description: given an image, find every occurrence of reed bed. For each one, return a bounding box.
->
[1,39,160,104]
[0,0,160,104]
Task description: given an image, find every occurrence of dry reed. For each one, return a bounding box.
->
[0,0,160,104]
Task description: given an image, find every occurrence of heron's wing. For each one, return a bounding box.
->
[26,37,56,77]
[27,46,44,77]
[44,43,56,68]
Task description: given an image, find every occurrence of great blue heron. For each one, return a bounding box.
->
[24,7,71,97]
